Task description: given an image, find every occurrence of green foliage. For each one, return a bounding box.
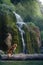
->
[0,0,41,54]
[0,0,3,4]
[41,31,43,40]
[41,31,43,46]
[14,0,42,22]
[0,4,18,53]
[0,0,42,29]
[22,22,40,53]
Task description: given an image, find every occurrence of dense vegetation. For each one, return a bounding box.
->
[10,0,43,48]
[0,0,42,54]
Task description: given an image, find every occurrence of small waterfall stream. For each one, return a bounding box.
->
[13,12,26,53]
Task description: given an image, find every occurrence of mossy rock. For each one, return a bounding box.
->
[22,23,40,54]
[0,4,41,54]
[0,4,19,53]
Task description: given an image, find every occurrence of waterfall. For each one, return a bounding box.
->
[13,12,26,53]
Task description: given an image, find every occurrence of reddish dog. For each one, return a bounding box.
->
[7,44,17,57]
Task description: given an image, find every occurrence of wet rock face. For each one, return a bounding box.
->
[4,33,12,49]
[22,23,41,53]
[30,26,41,52]
[0,32,13,53]
[0,4,17,53]
[34,27,41,48]
[0,4,41,54]
[30,26,41,48]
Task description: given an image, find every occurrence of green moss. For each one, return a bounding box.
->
[22,23,40,54]
[0,4,40,54]
[0,4,19,53]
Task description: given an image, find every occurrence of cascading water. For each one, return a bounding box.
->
[13,12,26,53]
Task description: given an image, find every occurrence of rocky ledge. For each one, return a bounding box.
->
[0,54,43,60]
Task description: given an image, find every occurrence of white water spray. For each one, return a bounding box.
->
[13,12,26,53]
